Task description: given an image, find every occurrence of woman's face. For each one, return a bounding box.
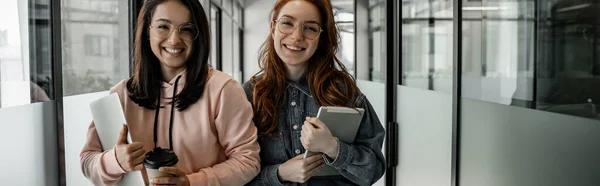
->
[271,1,322,68]
[149,1,197,72]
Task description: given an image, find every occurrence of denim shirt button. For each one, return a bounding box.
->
[295,149,301,154]
[293,124,298,130]
[291,101,296,106]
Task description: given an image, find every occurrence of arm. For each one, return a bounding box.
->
[80,121,127,185]
[323,96,386,186]
[186,80,261,186]
[245,164,290,186]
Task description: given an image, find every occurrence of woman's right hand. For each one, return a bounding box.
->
[115,124,145,172]
[277,154,325,183]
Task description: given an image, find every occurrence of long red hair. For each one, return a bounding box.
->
[252,0,359,135]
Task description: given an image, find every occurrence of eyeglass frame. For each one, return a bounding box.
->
[273,17,324,40]
[148,22,200,41]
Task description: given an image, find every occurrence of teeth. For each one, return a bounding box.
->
[165,48,183,54]
[285,45,303,51]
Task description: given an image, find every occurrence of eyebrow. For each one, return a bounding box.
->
[154,18,193,25]
[281,14,320,24]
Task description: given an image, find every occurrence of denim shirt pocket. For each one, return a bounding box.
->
[257,130,288,165]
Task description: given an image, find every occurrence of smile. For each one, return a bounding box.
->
[164,47,184,54]
[284,44,306,51]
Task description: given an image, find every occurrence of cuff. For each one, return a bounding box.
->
[101,146,126,176]
[263,164,284,186]
[323,141,353,169]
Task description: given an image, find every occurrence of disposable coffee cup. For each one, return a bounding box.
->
[144,147,179,181]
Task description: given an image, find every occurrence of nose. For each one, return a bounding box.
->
[167,29,182,44]
[289,25,304,41]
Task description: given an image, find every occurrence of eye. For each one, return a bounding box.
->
[157,24,170,30]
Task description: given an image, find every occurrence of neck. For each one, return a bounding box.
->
[162,66,185,82]
[285,63,307,82]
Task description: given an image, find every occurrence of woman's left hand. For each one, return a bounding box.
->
[301,117,339,159]
[150,167,190,186]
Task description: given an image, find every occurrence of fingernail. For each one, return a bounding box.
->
[306,117,310,120]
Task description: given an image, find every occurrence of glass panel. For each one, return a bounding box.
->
[233,27,241,83]
[61,0,129,96]
[210,6,219,69]
[222,0,232,15]
[401,0,453,92]
[0,0,53,108]
[332,0,355,77]
[461,0,600,120]
[221,15,233,76]
[369,0,386,82]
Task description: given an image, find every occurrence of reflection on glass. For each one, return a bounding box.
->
[370,0,386,82]
[61,0,129,96]
[332,0,355,77]
[461,0,600,120]
[401,0,454,92]
[222,14,233,76]
[210,6,219,69]
[0,0,53,108]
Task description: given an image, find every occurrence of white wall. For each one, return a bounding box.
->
[242,0,274,82]
[64,91,109,186]
[0,102,58,185]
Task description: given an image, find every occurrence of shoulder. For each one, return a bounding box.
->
[205,69,244,96]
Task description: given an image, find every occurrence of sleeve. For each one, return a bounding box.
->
[79,121,127,185]
[322,95,386,186]
[246,164,293,186]
[186,79,261,186]
[79,84,128,185]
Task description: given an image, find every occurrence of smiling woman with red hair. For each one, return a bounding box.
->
[242,0,386,185]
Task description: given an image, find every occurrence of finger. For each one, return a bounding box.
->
[303,122,315,136]
[300,134,307,147]
[293,154,305,159]
[126,142,143,152]
[160,167,185,176]
[306,162,326,177]
[152,177,177,185]
[132,151,146,165]
[117,124,129,145]
[309,118,326,128]
[132,164,144,171]
[130,148,146,158]
[306,157,324,170]
[306,153,323,163]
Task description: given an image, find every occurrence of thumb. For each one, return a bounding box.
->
[117,124,129,145]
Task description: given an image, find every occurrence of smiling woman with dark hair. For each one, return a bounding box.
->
[80,0,260,185]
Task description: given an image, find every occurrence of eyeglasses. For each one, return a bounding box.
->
[274,17,323,40]
[149,22,199,41]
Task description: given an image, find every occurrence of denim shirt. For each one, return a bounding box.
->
[242,74,386,186]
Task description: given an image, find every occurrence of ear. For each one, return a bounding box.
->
[269,21,275,36]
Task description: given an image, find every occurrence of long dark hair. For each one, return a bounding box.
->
[252,0,358,134]
[127,0,211,111]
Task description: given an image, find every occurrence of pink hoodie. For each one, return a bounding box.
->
[80,69,260,186]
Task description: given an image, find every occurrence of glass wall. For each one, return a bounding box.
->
[460,0,600,120]
[332,0,355,77]
[402,0,453,92]
[61,0,130,96]
[210,0,243,83]
[0,0,54,108]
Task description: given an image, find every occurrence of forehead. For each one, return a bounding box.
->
[151,1,192,24]
[277,1,321,24]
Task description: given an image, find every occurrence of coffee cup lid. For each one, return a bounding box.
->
[144,147,179,169]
